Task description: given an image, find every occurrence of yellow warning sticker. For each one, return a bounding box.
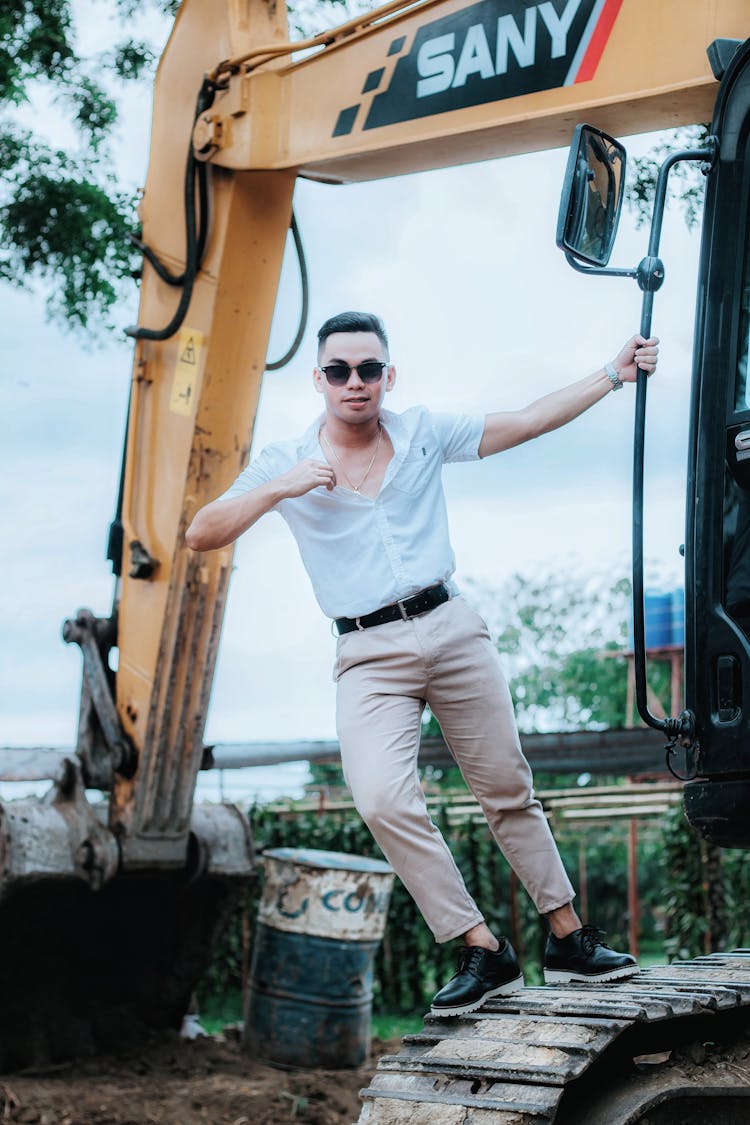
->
[169,328,205,416]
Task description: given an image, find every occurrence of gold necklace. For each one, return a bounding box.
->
[320,423,382,493]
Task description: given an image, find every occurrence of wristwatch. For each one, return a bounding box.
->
[605,362,624,391]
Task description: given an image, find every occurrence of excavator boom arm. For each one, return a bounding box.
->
[111,0,748,865]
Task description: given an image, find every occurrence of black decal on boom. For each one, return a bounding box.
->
[362,67,385,94]
[334,105,360,136]
[364,0,596,131]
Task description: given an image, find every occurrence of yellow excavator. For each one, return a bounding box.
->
[5,0,750,1118]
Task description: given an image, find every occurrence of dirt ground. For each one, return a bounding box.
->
[0,1032,398,1125]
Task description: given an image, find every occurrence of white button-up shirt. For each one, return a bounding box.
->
[221,406,484,619]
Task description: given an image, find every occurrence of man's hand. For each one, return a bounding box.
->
[186,459,336,551]
[610,335,659,384]
[279,458,337,497]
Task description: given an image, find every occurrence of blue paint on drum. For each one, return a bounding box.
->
[244,848,394,1069]
[245,924,378,1068]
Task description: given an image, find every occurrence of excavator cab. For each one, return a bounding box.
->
[557,38,750,848]
[683,36,750,846]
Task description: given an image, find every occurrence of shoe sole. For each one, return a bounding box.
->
[544,964,640,984]
[430,973,525,1018]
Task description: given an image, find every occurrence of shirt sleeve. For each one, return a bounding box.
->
[429,412,485,463]
[217,444,284,503]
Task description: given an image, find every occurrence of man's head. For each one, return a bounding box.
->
[314,311,395,425]
[317,311,389,362]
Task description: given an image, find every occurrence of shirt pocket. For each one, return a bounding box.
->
[390,446,434,494]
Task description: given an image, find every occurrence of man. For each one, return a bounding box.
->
[186,311,659,1017]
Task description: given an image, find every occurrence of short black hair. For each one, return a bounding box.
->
[317,311,389,361]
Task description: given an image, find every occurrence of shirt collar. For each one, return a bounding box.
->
[297,408,409,460]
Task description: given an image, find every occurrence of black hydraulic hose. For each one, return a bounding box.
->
[106,385,131,578]
[129,161,210,287]
[126,78,217,341]
[266,212,310,371]
[125,149,199,341]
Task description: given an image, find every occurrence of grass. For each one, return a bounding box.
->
[195,947,672,1040]
[197,990,243,1035]
[371,1012,425,1040]
[195,990,424,1041]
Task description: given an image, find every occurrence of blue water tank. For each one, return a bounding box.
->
[644,590,673,648]
[670,587,685,647]
[630,589,673,650]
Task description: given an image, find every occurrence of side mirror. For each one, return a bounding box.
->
[556,124,626,267]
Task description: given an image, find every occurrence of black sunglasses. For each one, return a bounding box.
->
[319,361,387,386]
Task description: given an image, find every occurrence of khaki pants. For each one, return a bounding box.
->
[335,595,575,943]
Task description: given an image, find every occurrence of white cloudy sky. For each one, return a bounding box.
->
[1,4,704,795]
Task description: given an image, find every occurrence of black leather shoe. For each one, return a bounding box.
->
[544,925,638,984]
[430,941,524,1017]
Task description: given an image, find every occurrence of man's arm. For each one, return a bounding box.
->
[185,459,336,551]
[478,334,659,459]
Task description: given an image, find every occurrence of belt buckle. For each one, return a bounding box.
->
[397,599,409,621]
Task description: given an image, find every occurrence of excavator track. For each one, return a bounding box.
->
[358,951,750,1124]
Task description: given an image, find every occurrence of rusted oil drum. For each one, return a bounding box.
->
[244,847,394,1069]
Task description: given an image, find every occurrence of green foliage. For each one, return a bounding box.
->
[198,799,654,1016]
[196,883,253,1007]
[287,0,372,39]
[556,825,665,949]
[626,125,711,232]
[659,804,750,960]
[0,1,75,104]
[463,570,663,733]
[469,570,632,731]
[0,0,176,331]
[658,804,750,961]
[108,40,156,81]
[307,759,348,788]
[723,847,750,948]
[60,75,118,148]
[0,128,139,328]
[371,1012,424,1039]
[114,0,179,17]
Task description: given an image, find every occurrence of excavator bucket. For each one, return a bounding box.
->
[0,754,253,1067]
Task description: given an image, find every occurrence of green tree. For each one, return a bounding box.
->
[0,0,366,333]
[487,571,631,731]
[457,569,650,733]
[0,0,180,329]
[626,124,711,232]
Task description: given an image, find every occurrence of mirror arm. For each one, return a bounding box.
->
[564,252,638,279]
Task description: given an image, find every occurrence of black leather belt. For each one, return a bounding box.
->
[334,583,450,635]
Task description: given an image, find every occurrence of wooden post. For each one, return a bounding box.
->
[509,868,521,960]
[670,648,683,715]
[628,818,640,959]
[241,907,250,1013]
[578,841,589,923]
